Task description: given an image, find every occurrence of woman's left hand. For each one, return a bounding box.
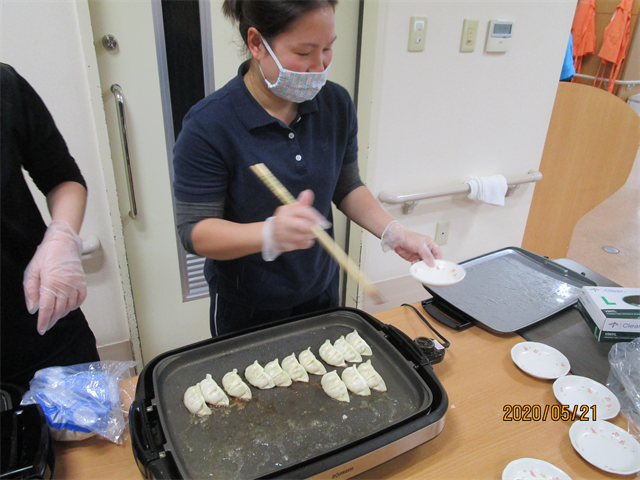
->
[23,220,87,334]
[381,221,442,266]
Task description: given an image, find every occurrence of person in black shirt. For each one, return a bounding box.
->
[1,63,99,391]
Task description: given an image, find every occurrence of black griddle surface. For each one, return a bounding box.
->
[151,311,432,480]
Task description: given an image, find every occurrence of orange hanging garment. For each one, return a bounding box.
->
[595,0,634,92]
[571,0,597,73]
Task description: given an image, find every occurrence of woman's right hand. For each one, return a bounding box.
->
[272,190,330,252]
[261,189,331,261]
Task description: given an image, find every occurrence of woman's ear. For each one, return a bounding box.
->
[246,27,264,61]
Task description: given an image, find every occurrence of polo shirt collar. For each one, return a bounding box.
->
[231,60,319,131]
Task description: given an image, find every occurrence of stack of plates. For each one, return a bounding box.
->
[506,341,640,476]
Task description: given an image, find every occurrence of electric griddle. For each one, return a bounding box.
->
[130,308,448,479]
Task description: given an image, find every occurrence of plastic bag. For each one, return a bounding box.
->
[21,360,137,444]
[607,338,640,439]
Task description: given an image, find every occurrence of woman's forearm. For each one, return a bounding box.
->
[338,186,394,238]
[191,218,264,260]
[46,181,87,234]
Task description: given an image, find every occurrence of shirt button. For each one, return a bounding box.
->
[288,132,295,139]
[295,155,302,161]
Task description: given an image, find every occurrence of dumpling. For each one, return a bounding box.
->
[198,374,229,406]
[341,366,371,396]
[245,361,275,389]
[222,369,252,400]
[321,371,350,402]
[282,353,309,383]
[299,347,327,375]
[319,339,347,367]
[183,384,212,416]
[345,330,373,356]
[334,336,362,363]
[357,360,387,392]
[264,359,292,387]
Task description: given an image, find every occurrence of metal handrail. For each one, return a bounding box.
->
[111,84,138,219]
[379,170,543,214]
[573,73,640,91]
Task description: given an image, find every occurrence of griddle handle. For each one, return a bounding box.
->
[129,400,161,468]
[422,298,473,331]
[543,259,569,276]
[384,324,430,367]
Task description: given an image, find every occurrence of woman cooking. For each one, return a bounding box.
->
[173,0,442,337]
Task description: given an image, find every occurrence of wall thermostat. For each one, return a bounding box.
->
[485,19,514,53]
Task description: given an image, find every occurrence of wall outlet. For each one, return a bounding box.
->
[435,221,450,246]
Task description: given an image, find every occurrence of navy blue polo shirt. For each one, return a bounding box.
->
[173,61,358,309]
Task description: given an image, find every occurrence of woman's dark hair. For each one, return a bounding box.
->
[222,0,338,45]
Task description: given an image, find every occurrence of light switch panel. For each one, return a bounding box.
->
[460,18,479,52]
[408,16,427,52]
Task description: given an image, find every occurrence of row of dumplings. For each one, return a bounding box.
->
[183,330,380,415]
[319,330,372,367]
[322,362,386,403]
[184,359,387,415]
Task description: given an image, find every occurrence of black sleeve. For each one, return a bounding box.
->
[333,160,365,208]
[1,63,86,195]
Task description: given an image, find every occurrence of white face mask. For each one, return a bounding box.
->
[258,37,331,103]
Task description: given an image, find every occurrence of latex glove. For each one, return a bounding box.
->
[23,220,87,335]
[261,190,331,261]
[380,220,442,267]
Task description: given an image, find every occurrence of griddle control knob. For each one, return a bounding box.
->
[414,337,445,364]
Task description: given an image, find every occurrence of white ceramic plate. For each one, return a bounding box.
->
[570,420,640,474]
[410,260,466,287]
[502,458,571,480]
[510,342,570,379]
[553,375,620,420]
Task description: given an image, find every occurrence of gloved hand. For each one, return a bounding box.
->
[381,220,442,267]
[262,190,331,261]
[23,220,87,335]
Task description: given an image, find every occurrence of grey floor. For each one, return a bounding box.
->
[566,144,640,288]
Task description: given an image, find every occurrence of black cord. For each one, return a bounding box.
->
[401,303,450,348]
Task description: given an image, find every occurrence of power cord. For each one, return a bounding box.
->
[401,303,450,349]
[401,303,450,364]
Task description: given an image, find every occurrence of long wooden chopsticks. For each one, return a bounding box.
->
[250,163,383,304]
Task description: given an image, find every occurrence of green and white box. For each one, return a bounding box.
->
[578,287,640,342]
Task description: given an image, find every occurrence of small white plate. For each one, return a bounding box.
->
[553,375,620,420]
[410,260,466,287]
[570,420,640,474]
[510,342,570,379]
[502,458,571,480]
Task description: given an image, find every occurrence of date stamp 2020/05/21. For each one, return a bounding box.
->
[503,404,596,422]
